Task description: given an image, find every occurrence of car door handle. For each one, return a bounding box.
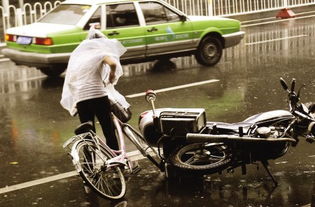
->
[107,31,120,36]
[147,27,158,32]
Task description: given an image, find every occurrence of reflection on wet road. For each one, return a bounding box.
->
[1,16,315,206]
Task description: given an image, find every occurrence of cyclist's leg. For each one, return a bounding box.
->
[76,100,97,169]
[76,99,96,131]
[94,96,119,150]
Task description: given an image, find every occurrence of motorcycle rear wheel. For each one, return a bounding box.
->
[170,143,231,173]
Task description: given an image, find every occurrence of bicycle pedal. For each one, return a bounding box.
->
[125,165,141,175]
[131,165,141,174]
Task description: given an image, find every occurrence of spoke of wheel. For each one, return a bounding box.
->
[82,149,93,173]
[94,174,103,191]
[99,176,108,194]
[185,154,197,164]
[103,173,115,195]
[208,154,224,160]
[89,171,98,180]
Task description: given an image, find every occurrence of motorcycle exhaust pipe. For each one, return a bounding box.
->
[186,133,296,143]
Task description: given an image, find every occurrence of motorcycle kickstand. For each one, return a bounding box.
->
[261,160,278,187]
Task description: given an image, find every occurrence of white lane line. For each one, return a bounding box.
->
[241,10,315,24]
[0,58,9,62]
[15,75,47,82]
[0,150,145,195]
[242,14,315,28]
[0,171,78,194]
[245,34,308,46]
[126,79,220,99]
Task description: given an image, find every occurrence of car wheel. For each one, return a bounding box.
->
[195,36,223,66]
[38,65,66,77]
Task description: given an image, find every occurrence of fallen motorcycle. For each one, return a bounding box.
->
[139,78,315,185]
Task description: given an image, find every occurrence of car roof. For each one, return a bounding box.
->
[62,0,156,5]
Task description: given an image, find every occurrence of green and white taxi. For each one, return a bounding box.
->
[3,0,245,77]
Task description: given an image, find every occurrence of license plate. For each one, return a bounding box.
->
[16,36,32,45]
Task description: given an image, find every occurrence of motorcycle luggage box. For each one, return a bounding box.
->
[158,108,206,136]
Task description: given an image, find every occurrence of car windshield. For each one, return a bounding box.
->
[38,4,91,25]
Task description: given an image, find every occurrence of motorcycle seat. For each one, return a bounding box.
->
[207,121,253,134]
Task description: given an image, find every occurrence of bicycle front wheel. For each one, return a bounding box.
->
[75,141,126,200]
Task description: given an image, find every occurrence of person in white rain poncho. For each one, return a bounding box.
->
[60,27,127,150]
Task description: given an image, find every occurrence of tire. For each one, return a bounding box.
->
[75,141,126,200]
[38,65,66,77]
[195,36,223,66]
[170,143,231,173]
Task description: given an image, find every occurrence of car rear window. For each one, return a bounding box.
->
[38,4,91,25]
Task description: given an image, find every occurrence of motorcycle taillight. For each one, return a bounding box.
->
[139,111,149,119]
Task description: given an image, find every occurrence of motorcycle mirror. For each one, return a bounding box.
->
[309,103,315,113]
[280,77,289,91]
[290,78,296,92]
[145,90,157,103]
[297,83,306,98]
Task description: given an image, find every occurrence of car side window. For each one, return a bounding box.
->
[139,2,180,25]
[84,7,101,30]
[106,3,139,28]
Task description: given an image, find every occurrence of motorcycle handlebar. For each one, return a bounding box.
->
[290,78,296,92]
[145,90,157,103]
[145,89,157,117]
[280,77,289,92]
[186,133,296,143]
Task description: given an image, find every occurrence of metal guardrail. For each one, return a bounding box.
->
[211,0,315,16]
[1,0,315,43]
[0,0,62,42]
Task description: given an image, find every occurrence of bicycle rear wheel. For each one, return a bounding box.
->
[75,141,126,200]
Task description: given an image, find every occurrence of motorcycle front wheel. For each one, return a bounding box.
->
[170,143,231,173]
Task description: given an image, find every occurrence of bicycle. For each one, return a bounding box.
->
[63,112,163,200]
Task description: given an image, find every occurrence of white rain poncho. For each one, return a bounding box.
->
[60,29,127,116]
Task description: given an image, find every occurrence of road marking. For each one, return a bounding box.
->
[15,75,47,82]
[245,34,308,46]
[241,10,315,25]
[0,171,78,195]
[0,150,145,195]
[242,14,315,28]
[0,58,9,62]
[126,79,220,98]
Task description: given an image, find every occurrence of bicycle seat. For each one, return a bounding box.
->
[74,121,94,135]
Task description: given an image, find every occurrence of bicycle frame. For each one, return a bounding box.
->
[65,112,163,175]
[65,121,128,174]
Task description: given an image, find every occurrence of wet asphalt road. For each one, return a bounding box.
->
[1,14,315,207]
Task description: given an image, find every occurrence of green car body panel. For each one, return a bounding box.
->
[2,0,245,76]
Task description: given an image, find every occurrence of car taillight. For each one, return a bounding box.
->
[5,34,16,42]
[35,37,53,45]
